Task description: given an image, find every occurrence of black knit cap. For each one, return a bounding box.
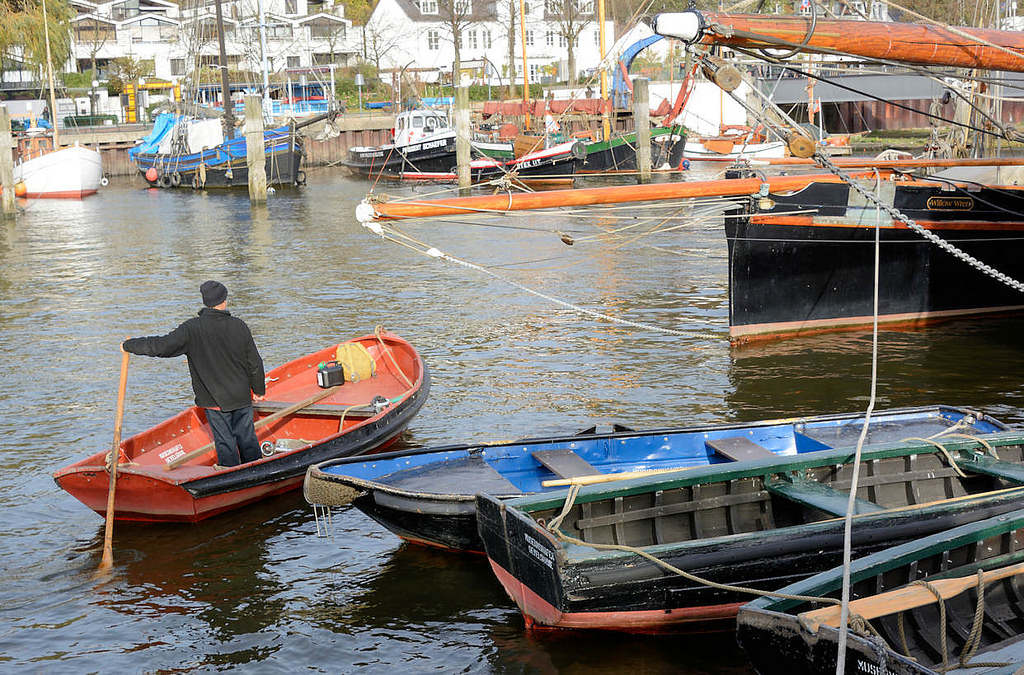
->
[200,280,228,307]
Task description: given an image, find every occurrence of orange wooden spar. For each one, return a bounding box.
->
[692,157,1024,168]
[690,12,1024,72]
[360,171,882,221]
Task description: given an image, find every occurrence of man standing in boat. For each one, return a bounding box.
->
[121,281,266,468]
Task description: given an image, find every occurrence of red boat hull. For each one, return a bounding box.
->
[489,559,741,632]
[53,332,428,523]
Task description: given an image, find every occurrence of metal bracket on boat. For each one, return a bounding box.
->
[313,503,333,538]
[371,395,391,414]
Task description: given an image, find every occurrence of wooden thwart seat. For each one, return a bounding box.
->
[766,477,885,517]
[958,454,1024,485]
[533,449,601,479]
[252,400,376,418]
[705,436,777,462]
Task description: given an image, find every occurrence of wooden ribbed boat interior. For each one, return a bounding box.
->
[862,543,1024,670]
[535,444,1024,548]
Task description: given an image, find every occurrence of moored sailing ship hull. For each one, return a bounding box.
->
[726,176,1024,342]
[580,128,687,173]
[133,127,304,189]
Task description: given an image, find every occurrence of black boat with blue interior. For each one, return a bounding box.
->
[303,405,1006,553]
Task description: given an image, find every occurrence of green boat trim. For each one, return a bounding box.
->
[743,506,1024,614]
[581,126,681,154]
[508,429,1024,512]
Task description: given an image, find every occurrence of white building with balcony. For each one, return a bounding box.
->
[69,0,357,83]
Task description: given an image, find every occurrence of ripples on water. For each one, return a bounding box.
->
[1,168,1022,671]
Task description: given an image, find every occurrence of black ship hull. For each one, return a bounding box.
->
[725,177,1024,342]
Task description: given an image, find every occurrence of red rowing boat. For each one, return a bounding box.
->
[53,330,429,523]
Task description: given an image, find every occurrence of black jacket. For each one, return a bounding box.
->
[124,307,265,411]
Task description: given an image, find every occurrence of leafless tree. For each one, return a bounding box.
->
[362,16,399,72]
[544,0,592,86]
[436,0,476,84]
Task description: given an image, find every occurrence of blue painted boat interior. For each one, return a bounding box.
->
[320,408,1005,495]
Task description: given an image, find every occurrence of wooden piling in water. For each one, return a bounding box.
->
[633,77,651,183]
[455,85,471,190]
[245,95,267,204]
[0,107,14,218]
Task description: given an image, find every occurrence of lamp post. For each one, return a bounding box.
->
[354,72,365,111]
[91,79,99,117]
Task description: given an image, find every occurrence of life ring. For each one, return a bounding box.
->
[158,174,172,188]
[191,175,201,189]
[570,141,587,160]
[99,176,109,187]
[170,172,182,187]
[295,170,306,185]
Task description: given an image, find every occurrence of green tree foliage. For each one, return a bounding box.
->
[342,0,373,24]
[106,56,156,95]
[1,0,73,80]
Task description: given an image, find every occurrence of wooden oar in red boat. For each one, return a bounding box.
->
[357,171,882,222]
[97,349,130,573]
[165,385,343,470]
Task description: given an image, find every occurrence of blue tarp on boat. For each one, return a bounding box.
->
[129,114,181,159]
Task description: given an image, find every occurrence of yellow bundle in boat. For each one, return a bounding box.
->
[335,342,376,382]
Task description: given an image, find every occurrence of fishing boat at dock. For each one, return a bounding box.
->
[344,109,584,183]
[303,405,1003,554]
[476,428,1024,632]
[129,112,333,190]
[53,331,428,523]
[736,507,1024,674]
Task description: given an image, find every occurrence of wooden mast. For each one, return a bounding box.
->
[597,0,609,141]
[214,0,236,138]
[41,0,59,148]
[654,11,1024,72]
[519,0,530,130]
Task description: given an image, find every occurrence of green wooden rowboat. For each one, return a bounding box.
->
[476,429,1024,632]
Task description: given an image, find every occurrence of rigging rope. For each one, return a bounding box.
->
[361,220,723,339]
[836,169,883,675]
[814,152,1024,294]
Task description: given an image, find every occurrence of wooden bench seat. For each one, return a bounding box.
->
[959,454,1024,485]
[533,449,601,479]
[766,476,885,517]
[705,436,777,462]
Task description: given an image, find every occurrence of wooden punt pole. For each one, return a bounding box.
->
[361,170,880,221]
[689,12,1024,73]
[98,349,130,573]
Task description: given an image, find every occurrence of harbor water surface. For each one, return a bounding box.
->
[3,168,1024,672]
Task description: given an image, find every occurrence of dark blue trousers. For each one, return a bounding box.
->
[205,406,261,467]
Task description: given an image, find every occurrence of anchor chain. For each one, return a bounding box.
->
[815,152,1024,294]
